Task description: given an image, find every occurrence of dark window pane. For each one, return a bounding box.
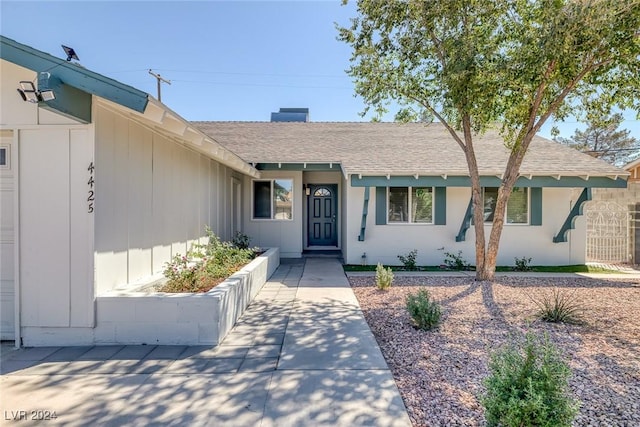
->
[388,187,408,222]
[484,187,498,222]
[253,181,271,218]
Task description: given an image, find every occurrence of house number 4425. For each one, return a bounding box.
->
[87,162,95,213]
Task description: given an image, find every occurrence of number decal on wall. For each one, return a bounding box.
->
[87,161,95,213]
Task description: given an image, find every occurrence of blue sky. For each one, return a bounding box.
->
[2,0,638,140]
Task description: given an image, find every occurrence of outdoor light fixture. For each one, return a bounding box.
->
[16,80,55,103]
[62,45,79,62]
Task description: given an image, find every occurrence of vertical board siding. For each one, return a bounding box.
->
[95,106,243,291]
[20,130,71,326]
[69,129,95,327]
[151,136,172,274]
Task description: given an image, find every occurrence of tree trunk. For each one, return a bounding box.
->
[477,131,535,281]
[460,116,490,280]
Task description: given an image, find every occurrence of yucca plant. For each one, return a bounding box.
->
[531,288,583,324]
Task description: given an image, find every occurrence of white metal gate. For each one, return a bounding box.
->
[586,201,631,263]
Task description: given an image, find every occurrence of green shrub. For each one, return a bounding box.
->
[443,250,471,270]
[161,228,256,293]
[532,288,584,324]
[375,263,394,290]
[482,332,579,427]
[514,256,533,271]
[406,288,441,330]
[398,249,418,270]
[232,231,252,249]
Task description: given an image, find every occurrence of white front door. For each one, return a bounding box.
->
[0,133,15,339]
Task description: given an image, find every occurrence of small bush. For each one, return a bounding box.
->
[443,250,471,270]
[406,288,441,330]
[232,231,252,250]
[398,249,418,270]
[514,256,533,271]
[481,332,579,427]
[531,288,584,324]
[375,263,394,290]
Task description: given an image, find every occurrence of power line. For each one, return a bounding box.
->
[170,79,351,90]
[152,69,348,79]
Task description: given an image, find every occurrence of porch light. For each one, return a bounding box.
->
[17,81,55,103]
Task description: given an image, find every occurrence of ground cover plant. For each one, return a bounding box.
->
[160,228,258,293]
[349,275,640,426]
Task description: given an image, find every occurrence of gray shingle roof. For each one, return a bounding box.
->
[192,121,627,177]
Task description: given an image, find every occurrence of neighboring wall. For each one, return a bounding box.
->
[590,182,640,207]
[94,105,246,293]
[345,185,586,266]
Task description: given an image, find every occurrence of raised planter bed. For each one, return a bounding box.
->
[94,247,280,345]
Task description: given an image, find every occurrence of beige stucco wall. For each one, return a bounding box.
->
[344,184,587,267]
[242,170,303,258]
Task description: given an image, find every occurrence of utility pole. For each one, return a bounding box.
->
[148,69,171,102]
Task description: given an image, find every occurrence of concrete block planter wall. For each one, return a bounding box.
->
[94,247,280,345]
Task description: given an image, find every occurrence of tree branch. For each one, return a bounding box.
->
[397,88,468,153]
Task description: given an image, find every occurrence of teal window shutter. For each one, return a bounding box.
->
[530,187,542,226]
[375,187,387,225]
[434,187,446,225]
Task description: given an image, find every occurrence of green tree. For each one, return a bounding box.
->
[554,113,640,166]
[338,0,640,280]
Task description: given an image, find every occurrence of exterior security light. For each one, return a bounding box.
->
[19,81,36,91]
[17,81,39,103]
[16,80,55,103]
[39,90,56,101]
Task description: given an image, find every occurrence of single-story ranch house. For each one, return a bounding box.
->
[0,36,629,346]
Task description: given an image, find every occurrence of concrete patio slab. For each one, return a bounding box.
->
[262,370,411,427]
[1,257,411,427]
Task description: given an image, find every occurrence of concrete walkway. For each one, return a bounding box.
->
[0,258,411,427]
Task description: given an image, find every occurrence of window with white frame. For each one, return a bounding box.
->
[388,187,433,223]
[253,179,293,220]
[483,187,529,224]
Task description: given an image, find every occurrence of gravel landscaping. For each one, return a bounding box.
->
[349,275,640,426]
